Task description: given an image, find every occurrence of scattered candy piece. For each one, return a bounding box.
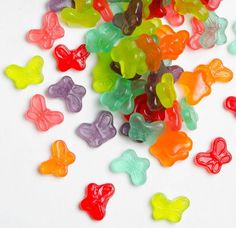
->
[110,149,150,186]
[80,183,115,220]
[4,56,44,89]
[25,94,64,131]
[47,76,86,113]
[228,22,236,55]
[39,140,75,177]
[93,0,113,22]
[200,0,222,11]
[165,1,184,26]
[150,192,190,223]
[224,96,236,116]
[194,137,232,174]
[47,0,74,12]
[76,111,117,147]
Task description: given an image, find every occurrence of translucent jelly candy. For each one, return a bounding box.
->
[194,137,232,174]
[142,0,152,18]
[47,0,74,12]
[148,0,166,19]
[135,34,161,72]
[156,73,176,108]
[60,0,100,27]
[200,0,221,11]
[224,96,236,116]
[180,98,198,130]
[111,38,148,79]
[80,183,115,220]
[100,78,146,114]
[150,192,190,223]
[174,0,209,21]
[25,94,64,131]
[156,25,189,60]
[199,12,228,48]
[228,23,236,55]
[149,127,193,167]
[119,122,131,138]
[110,149,150,186]
[167,65,184,81]
[92,52,120,93]
[4,56,44,89]
[53,44,90,72]
[128,113,165,145]
[47,76,86,113]
[76,111,117,147]
[85,22,123,53]
[39,140,75,177]
[93,0,113,21]
[112,0,143,35]
[27,11,64,49]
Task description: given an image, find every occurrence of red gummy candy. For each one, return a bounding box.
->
[224,96,236,116]
[148,0,166,19]
[93,0,113,22]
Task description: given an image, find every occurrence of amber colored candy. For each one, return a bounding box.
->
[149,127,193,167]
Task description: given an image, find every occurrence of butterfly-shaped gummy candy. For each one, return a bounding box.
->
[180,98,198,130]
[150,192,190,223]
[60,0,100,27]
[228,23,236,55]
[156,73,176,108]
[149,127,193,167]
[80,183,115,220]
[110,149,150,186]
[85,22,123,53]
[25,94,64,131]
[27,11,64,49]
[47,0,74,12]
[92,52,120,93]
[194,137,232,174]
[47,76,86,113]
[174,0,209,21]
[53,44,90,72]
[100,78,146,114]
[39,140,75,177]
[148,0,166,19]
[164,1,184,26]
[76,111,117,147]
[4,56,44,89]
[112,0,143,35]
[93,0,113,21]
[224,96,236,116]
[129,113,165,145]
[199,12,228,49]
[200,0,221,11]
[111,38,148,79]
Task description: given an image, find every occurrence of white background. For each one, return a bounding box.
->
[0,1,236,228]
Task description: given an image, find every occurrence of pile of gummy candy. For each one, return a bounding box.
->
[4,0,236,223]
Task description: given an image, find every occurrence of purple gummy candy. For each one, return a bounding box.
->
[167,65,184,82]
[76,111,117,147]
[47,76,86,113]
[47,0,74,12]
[119,122,130,137]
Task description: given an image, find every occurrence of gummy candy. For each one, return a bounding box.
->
[200,0,221,11]
[142,0,152,18]
[149,127,192,167]
[39,140,75,177]
[165,1,184,26]
[167,65,184,81]
[4,56,44,89]
[25,94,64,131]
[194,137,232,174]
[148,0,166,19]
[53,44,90,72]
[47,0,74,12]
[113,0,143,35]
[228,23,236,55]
[100,78,146,114]
[150,192,190,222]
[156,73,176,108]
[80,183,115,220]
[27,11,64,49]
[119,122,131,137]
[93,0,113,21]
[92,52,120,93]
[224,96,236,116]
[47,76,86,113]
[180,98,198,130]
[85,22,123,53]
[128,113,165,145]
[110,149,150,186]
[76,111,117,147]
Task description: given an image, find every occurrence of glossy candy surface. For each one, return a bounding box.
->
[200,0,222,11]
[4,56,44,89]
[93,0,113,21]
[47,76,86,112]
[53,44,90,71]
[25,94,64,131]
[76,111,117,147]
[228,23,236,55]
[27,11,64,49]
[194,137,232,174]
[148,0,166,19]
[80,183,115,220]
[110,149,150,186]
[224,96,236,116]
[165,1,184,26]
[47,0,74,12]
[39,140,75,177]
[151,192,190,222]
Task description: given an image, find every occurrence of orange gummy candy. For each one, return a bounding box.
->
[149,127,193,167]
[39,140,76,177]
[135,34,161,72]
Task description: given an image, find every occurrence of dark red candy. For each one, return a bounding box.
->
[224,96,236,115]
[148,0,166,19]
